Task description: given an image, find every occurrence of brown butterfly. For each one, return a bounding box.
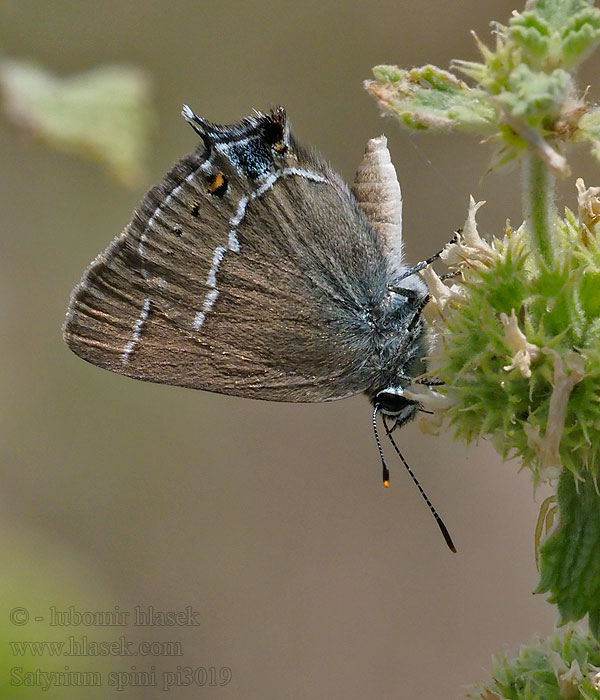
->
[64,106,454,551]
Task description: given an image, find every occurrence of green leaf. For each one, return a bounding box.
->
[0,60,155,187]
[515,1,600,68]
[510,12,553,64]
[496,65,572,124]
[576,107,600,139]
[536,470,600,635]
[530,0,596,31]
[576,108,600,166]
[561,8,600,67]
[365,64,497,133]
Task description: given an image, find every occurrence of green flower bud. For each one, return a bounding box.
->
[469,627,600,700]
[424,188,600,485]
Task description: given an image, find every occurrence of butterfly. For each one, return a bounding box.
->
[63,105,455,551]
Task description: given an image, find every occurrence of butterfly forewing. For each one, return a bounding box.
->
[64,108,390,401]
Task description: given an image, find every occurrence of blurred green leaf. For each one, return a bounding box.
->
[0,523,126,700]
[0,61,155,187]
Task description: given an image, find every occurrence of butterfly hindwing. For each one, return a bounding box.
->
[64,108,392,401]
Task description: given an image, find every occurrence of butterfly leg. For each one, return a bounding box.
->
[407,294,430,331]
[416,377,445,386]
[388,285,422,302]
[389,233,460,287]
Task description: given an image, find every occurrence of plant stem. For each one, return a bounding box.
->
[523,152,557,269]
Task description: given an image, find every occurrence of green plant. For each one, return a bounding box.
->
[367,1,600,696]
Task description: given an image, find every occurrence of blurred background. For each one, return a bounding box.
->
[1,1,597,698]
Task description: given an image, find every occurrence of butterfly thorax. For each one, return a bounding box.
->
[367,272,427,385]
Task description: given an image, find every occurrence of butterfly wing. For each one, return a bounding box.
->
[64,108,392,401]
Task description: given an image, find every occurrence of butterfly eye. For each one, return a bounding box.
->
[206,172,228,197]
[375,390,415,417]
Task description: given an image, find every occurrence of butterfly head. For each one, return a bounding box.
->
[372,386,419,429]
